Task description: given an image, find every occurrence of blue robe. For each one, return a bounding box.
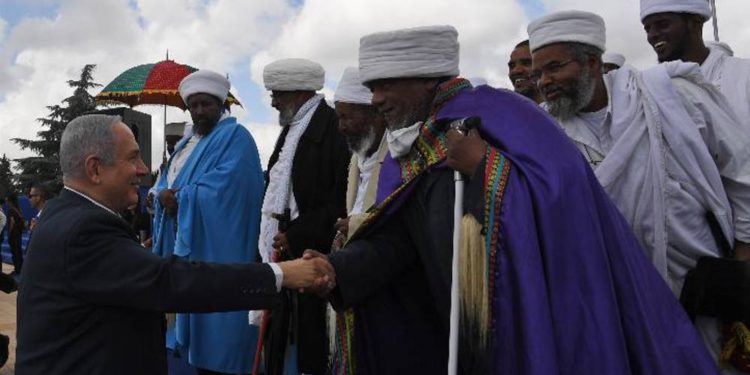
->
[152,116,264,373]
[334,82,718,374]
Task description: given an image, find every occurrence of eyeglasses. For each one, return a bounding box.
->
[530,59,575,81]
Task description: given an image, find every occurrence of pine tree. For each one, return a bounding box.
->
[0,154,14,196]
[11,64,101,191]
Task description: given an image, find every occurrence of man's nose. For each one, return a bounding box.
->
[136,158,149,176]
[371,90,385,108]
[646,28,659,46]
[537,73,552,92]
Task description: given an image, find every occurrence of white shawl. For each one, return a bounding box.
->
[258,94,323,263]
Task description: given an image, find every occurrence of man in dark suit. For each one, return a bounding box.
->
[16,114,335,375]
[258,58,350,374]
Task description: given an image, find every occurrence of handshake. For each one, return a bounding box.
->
[277,250,336,296]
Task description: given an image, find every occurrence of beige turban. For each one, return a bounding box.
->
[640,0,711,21]
[358,25,460,84]
[528,10,606,53]
[263,58,324,91]
[178,70,230,104]
[603,52,626,67]
[334,67,373,105]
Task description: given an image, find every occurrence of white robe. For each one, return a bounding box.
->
[557,63,750,369]
[558,63,750,293]
[701,45,750,123]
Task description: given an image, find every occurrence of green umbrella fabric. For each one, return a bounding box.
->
[96,60,241,110]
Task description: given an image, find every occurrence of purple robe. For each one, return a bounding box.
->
[337,85,717,374]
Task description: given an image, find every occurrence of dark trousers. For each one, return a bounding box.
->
[8,233,22,273]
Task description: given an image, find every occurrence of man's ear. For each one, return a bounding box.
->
[83,155,102,184]
[686,15,705,36]
[420,78,442,93]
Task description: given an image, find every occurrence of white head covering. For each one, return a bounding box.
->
[178,69,230,104]
[263,58,324,91]
[603,52,626,67]
[706,40,734,56]
[165,122,186,137]
[640,0,711,21]
[358,25,460,84]
[334,67,373,105]
[528,10,606,53]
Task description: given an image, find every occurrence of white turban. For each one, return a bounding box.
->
[358,25,460,84]
[334,67,373,105]
[165,122,186,136]
[528,10,606,53]
[640,0,711,21]
[603,52,626,67]
[263,58,324,91]
[178,69,230,104]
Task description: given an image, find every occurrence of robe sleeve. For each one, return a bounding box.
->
[328,212,418,311]
[674,78,750,243]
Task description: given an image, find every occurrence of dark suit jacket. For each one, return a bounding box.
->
[16,189,280,375]
[265,99,350,373]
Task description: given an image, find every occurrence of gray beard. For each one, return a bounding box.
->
[349,126,378,158]
[546,69,596,121]
[278,106,297,127]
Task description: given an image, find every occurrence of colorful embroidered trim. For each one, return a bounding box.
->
[399,78,473,181]
[332,310,356,375]
[482,147,511,332]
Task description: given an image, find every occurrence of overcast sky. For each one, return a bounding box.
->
[1,0,748,170]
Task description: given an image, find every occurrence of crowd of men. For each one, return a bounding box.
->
[7,0,750,374]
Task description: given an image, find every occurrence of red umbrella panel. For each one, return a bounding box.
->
[95,60,241,110]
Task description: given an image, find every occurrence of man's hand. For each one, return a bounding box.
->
[278,254,335,294]
[272,232,291,259]
[446,128,486,176]
[158,189,178,217]
[334,217,350,237]
[300,250,337,296]
[734,240,750,261]
[332,217,350,250]
[146,192,154,209]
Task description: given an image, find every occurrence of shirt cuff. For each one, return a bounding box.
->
[268,263,284,292]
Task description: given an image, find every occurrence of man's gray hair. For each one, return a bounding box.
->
[567,42,604,66]
[60,114,120,179]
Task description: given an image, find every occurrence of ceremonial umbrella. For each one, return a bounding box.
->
[96,59,241,110]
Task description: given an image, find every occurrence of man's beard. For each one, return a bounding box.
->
[346,125,378,157]
[544,68,596,120]
[278,106,298,127]
[384,101,431,131]
[193,117,218,136]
